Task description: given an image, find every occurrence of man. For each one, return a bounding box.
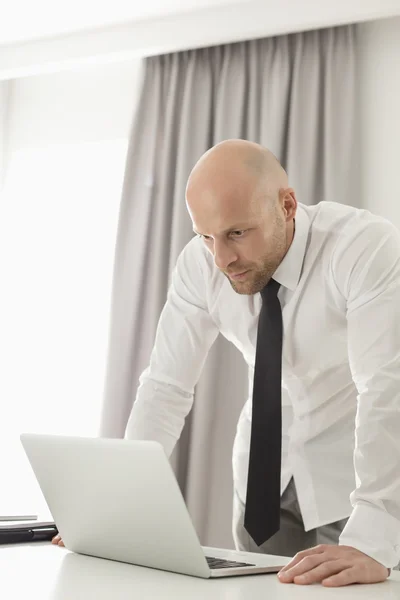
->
[52,140,400,586]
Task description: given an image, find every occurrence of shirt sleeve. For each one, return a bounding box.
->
[332,217,400,569]
[124,238,219,457]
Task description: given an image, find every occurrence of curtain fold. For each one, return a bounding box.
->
[100,25,358,548]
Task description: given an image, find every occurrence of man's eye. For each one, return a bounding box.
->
[231,230,246,237]
[200,234,212,241]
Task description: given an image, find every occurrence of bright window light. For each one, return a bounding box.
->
[0,139,127,517]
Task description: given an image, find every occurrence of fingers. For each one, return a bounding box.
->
[279,545,327,574]
[51,534,64,547]
[292,560,352,585]
[279,553,330,582]
[322,563,389,587]
[322,567,360,587]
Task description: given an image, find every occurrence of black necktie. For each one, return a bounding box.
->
[244,278,283,546]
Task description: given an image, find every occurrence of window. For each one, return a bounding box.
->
[0,140,127,517]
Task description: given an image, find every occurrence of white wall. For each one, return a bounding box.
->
[1,0,400,80]
[7,58,142,152]
[0,82,11,187]
[358,17,400,229]
[0,0,240,45]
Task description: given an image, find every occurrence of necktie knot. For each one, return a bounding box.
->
[261,278,280,302]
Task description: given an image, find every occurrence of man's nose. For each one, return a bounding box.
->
[213,240,238,271]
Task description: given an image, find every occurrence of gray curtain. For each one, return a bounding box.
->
[100,25,357,548]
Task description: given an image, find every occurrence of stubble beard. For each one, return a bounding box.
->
[227,260,279,295]
[228,228,287,296]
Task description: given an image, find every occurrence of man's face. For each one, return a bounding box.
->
[189,184,290,295]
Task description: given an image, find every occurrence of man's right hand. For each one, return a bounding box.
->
[51,534,64,547]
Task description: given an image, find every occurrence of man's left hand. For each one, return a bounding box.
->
[277,544,390,587]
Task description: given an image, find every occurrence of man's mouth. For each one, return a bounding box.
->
[229,270,250,280]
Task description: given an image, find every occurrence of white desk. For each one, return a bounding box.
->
[2,542,400,599]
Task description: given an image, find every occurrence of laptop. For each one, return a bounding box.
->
[20,433,287,578]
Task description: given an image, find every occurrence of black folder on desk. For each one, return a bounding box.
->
[0,521,58,544]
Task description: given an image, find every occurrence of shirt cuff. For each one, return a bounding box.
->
[338,501,400,569]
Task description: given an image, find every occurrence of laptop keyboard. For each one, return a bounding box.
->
[205,556,256,570]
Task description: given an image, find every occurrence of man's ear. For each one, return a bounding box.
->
[281,188,297,221]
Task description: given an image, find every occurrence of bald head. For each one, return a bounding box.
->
[185,139,297,295]
[186,139,288,209]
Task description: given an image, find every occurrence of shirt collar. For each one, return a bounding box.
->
[273,203,310,292]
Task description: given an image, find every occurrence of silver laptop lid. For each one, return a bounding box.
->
[20,434,210,577]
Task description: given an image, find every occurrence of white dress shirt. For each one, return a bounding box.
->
[125,201,400,569]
